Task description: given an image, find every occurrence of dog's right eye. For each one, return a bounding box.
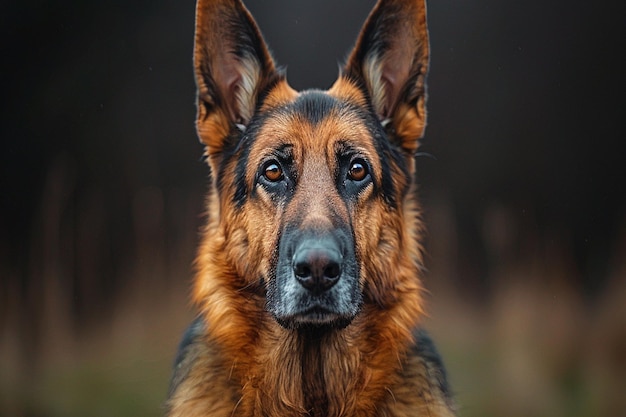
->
[348,159,368,182]
[262,161,284,182]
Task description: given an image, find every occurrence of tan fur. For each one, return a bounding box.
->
[167,1,456,416]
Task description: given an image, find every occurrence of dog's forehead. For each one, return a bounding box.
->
[252,84,377,157]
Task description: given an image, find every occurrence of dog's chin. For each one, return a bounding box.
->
[274,308,354,330]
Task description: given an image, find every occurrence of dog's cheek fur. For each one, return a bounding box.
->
[354,165,423,309]
[223,183,283,287]
[243,192,284,283]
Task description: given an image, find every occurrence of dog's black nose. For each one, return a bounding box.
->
[293,239,342,293]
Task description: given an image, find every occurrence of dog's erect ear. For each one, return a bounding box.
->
[344,0,430,154]
[194,0,277,154]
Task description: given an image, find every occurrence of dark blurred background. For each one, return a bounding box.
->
[1,0,624,416]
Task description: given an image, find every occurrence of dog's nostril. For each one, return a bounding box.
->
[324,263,341,279]
[294,263,311,278]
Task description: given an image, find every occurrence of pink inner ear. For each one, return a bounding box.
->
[213,53,244,121]
[378,39,412,118]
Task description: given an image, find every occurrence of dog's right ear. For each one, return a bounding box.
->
[343,0,430,156]
[193,0,277,157]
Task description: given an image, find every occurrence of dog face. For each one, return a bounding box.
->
[249,89,390,328]
[192,0,429,330]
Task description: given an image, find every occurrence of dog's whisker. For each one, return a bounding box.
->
[415,151,437,160]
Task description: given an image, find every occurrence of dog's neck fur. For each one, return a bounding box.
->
[298,328,330,416]
[219,301,417,416]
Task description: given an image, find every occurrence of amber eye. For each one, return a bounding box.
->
[263,161,284,182]
[348,159,368,181]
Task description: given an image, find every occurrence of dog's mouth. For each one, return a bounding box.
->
[274,305,355,330]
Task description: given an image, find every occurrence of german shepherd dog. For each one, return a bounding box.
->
[166,0,456,415]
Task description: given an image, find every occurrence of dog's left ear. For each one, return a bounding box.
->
[193,0,277,160]
[344,0,430,154]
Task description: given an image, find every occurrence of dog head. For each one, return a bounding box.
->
[193,0,429,330]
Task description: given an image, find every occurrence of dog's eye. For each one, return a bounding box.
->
[347,159,368,182]
[263,161,284,182]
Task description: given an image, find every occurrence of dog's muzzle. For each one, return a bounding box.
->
[268,227,361,329]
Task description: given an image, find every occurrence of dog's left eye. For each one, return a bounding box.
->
[347,159,369,182]
[262,160,284,182]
